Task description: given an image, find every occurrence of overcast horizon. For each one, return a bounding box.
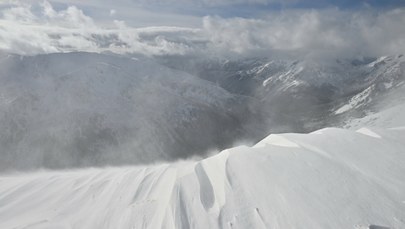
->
[1,1,405,59]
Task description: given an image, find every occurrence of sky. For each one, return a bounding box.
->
[0,0,405,59]
[3,0,405,27]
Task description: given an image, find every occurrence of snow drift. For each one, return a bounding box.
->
[0,123,404,228]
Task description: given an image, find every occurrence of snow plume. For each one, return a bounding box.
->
[1,2,405,59]
[0,51,270,171]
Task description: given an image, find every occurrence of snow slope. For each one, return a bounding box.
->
[1,124,404,229]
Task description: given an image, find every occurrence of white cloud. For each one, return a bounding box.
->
[51,0,291,7]
[40,0,57,18]
[202,9,405,59]
[46,0,201,27]
[0,1,405,59]
[2,3,36,22]
[40,1,95,28]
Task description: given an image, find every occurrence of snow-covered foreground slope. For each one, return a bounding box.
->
[1,125,404,229]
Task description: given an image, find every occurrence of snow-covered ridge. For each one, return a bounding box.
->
[1,125,404,229]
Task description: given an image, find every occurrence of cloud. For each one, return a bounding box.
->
[135,0,284,6]
[202,9,405,59]
[0,1,201,55]
[46,0,403,8]
[39,1,95,28]
[0,1,405,59]
[2,2,36,22]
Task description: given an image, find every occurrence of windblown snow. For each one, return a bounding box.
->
[0,53,405,229]
[1,1,405,228]
[1,123,404,228]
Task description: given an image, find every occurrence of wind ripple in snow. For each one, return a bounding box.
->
[0,126,404,228]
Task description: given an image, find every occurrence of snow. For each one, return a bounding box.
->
[345,103,405,129]
[356,127,382,138]
[384,82,394,89]
[1,125,404,229]
[335,86,373,114]
[367,56,388,68]
[255,134,300,148]
[262,65,304,88]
